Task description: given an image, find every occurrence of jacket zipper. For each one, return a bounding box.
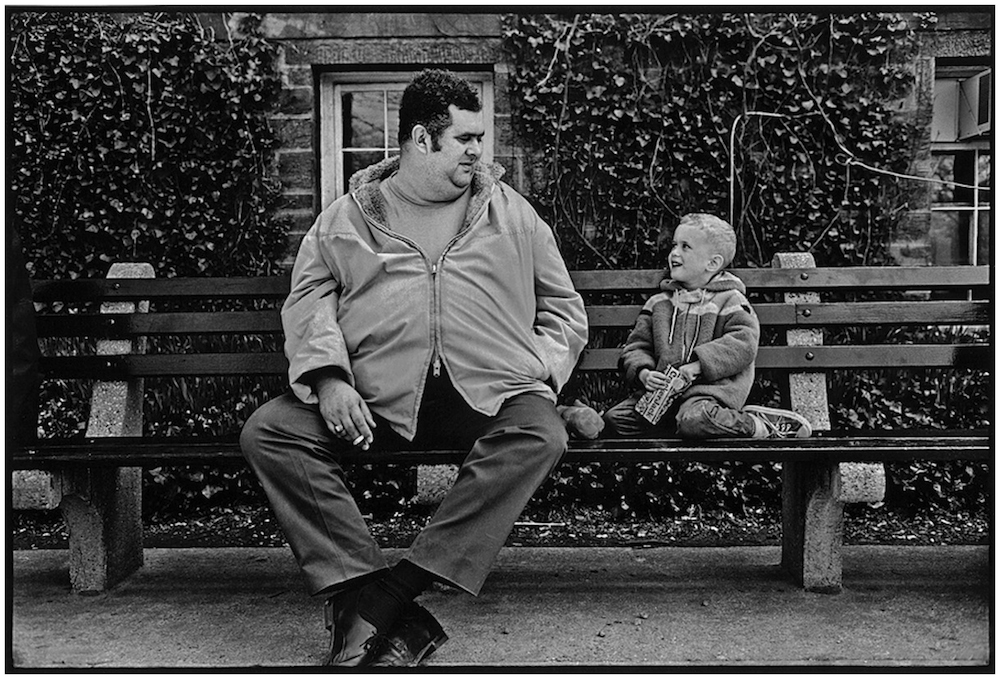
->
[353,183,495,382]
[430,262,442,377]
[426,184,495,380]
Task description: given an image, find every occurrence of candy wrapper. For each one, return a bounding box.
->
[634,365,691,425]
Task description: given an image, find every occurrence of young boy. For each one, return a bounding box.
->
[602,213,812,439]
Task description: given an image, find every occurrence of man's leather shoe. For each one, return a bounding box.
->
[323,589,385,667]
[369,602,448,667]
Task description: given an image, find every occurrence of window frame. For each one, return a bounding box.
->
[317,70,495,210]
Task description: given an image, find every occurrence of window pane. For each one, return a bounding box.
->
[343,151,394,194]
[976,210,990,265]
[342,91,385,149]
[387,89,404,147]
[928,210,971,266]
[978,152,991,204]
[891,218,931,266]
[931,154,956,203]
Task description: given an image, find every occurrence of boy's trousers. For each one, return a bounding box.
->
[603,393,758,439]
[240,369,567,597]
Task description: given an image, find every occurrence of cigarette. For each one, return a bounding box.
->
[352,435,365,446]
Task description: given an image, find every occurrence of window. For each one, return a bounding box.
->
[928,147,991,266]
[318,71,494,210]
[925,65,991,266]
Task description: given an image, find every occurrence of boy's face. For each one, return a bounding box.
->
[668,223,720,289]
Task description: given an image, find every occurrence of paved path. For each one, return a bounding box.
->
[11,545,991,668]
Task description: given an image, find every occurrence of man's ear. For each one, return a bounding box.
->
[411,125,431,154]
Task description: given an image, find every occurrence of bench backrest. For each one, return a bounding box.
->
[31,264,991,383]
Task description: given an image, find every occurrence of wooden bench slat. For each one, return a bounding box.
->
[40,341,988,378]
[584,301,988,329]
[12,430,990,468]
[570,266,989,292]
[32,266,989,302]
[791,300,990,326]
[40,353,289,378]
[31,276,291,302]
[39,342,988,379]
[34,300,987,339]
[577,344,990,371]
[35,310,282,337]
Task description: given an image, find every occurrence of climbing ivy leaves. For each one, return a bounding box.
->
[10,12,287,279]
[504,12,922,268]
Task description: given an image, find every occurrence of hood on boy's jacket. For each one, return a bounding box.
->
[660,270,747,295]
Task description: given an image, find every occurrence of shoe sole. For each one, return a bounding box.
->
[744,405,813,438]
[412,630,449,665]
[410,603,448,665]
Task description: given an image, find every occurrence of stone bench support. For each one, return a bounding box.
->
[773,252,886,593]
[58,263,153,593]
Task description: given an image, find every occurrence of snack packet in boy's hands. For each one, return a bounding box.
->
[634,365,691,425]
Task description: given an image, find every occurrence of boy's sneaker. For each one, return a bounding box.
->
[744,405,813,439]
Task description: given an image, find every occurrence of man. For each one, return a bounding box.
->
[240,69,588,667]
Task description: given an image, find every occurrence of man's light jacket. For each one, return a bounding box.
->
[282,157,589,441]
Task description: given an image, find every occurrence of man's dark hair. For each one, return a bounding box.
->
[398,69,482,148]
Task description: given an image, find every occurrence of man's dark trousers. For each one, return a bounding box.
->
[240,369,567,596]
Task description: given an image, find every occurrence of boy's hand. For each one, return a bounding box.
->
[678,361,702,384]
[640,368,670,391]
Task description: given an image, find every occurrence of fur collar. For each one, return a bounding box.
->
[348,156,506,230]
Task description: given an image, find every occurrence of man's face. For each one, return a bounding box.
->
[668,223,719,289]
[425,105,485,196]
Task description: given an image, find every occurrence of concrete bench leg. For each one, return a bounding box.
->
[59,467,144,594]
[57,262,152,593]
[781,460,843,593]
[781,460,885,593]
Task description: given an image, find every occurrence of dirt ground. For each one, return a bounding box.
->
[12,544,992,667]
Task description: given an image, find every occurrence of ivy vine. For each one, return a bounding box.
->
[10,11,288,279]
[503,12,923,268]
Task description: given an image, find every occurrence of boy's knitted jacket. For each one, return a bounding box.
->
[619,271,760,410]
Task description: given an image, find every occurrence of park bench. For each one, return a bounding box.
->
[12,253,991,595]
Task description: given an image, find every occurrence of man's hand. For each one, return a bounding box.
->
[314,372,376,451]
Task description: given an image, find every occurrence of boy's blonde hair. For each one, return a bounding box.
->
[677,213,737,268]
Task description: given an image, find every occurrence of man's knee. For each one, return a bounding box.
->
[513,397,568,463]
[239,400,269,462]
[240,393,297,462]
